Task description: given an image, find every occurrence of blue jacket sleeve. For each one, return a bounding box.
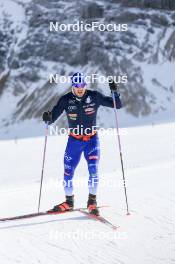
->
[50,96,66,123]
[96,91,122,109]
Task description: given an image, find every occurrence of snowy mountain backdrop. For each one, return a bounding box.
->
[0,0,175,139]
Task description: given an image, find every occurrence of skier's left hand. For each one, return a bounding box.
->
[109,79,118,92]
[109,79,120,99]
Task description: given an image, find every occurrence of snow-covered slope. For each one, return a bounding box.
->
[0,122,175,264]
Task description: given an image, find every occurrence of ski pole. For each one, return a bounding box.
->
[37,122,49,212]
[111,90,130,215]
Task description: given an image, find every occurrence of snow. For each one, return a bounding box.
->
[0,0,25,25]
[0,122,175,264]
[0,0,28,55]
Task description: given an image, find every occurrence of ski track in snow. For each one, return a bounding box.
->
[0,123,175,264]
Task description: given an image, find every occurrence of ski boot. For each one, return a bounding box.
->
[48,195,74,213]
[87,194,99,216]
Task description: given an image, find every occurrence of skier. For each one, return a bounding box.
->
[42,72,122,215]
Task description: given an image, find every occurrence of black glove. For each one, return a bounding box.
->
[42,111,52,122]
[109,79,118,91]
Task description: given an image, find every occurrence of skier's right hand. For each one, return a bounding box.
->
[42,111,52,123]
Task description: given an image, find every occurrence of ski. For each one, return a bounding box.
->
[0,206,108,223]
[0,209,77,222]
[79,209,118,230]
